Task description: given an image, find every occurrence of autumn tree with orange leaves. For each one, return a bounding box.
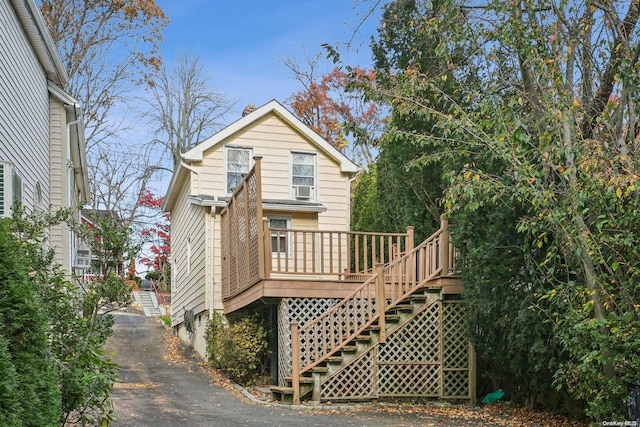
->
[285,54,383,168]
[39,0,169,227]
[40,0,167,151]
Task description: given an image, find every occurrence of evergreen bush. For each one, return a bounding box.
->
[0,219,61,425]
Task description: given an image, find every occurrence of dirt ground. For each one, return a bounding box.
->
[105,310,587,427]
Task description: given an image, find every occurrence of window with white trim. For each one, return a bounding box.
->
[269,216,291,255]
[187,237,192,276]
[291,152,316,200]
[0,162,22,217]
[35,181,42,205]
[226,147,252,194]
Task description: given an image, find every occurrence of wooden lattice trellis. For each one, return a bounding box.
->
[321,350,377,399]
[277,297,342,386]
[221,159,264,298]
[313,298,470,401]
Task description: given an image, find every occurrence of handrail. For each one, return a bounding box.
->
[292,223,450,381]
[149,278,166,307]
[267,227,413,277]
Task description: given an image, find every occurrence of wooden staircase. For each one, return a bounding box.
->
[271,287,442,403]
[271,221,464,404]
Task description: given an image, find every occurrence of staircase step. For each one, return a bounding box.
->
[354,335,372,342]
[385,314,401,322]
[390,305,414,314]
[327,356,343,363]
[341,345,357,353]
[270,386,295,404]
[284,376,313,384]
[310,366,328,374]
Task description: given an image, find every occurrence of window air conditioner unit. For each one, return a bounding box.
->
[294,185,312,200]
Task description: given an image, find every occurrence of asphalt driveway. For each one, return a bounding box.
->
[104,311,581,427]
[105,311,439,427]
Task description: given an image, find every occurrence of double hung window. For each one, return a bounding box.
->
[226,147,252,194]
[291,152,315,199]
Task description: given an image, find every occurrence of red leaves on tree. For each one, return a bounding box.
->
[138,189,170,271]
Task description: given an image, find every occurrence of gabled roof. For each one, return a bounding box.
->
[164,100,359,211]
[183,99,359,173]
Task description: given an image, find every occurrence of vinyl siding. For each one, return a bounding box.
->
[49,98,68,268]
[195,113,350,231]
[0,1,51,212]
[170,176,208,327]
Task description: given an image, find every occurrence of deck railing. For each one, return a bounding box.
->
[221,157,265,299]
[266,227,414,278]
[290,219,454,403]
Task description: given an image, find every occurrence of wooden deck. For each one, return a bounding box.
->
[219,159,470,404]
[220,158,441,313]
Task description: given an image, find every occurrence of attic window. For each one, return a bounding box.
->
[226,147,252,194]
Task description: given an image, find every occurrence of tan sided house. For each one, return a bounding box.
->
[164,100,471,404]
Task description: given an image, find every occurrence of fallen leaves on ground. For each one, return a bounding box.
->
[113,382,162,389]
[315,401,588,427]
[161,330,588,426]
[162,331,188,363]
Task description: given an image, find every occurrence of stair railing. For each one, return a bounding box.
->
[290,219,452,403]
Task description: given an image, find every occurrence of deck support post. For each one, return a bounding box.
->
[262,219,271,278]
[405,226,414,253]
[375,263,386,343]
[405,226,415,285]
[312,372,321,403]
[291,322,301,405]
[469,341,477,405]
[439,218,450,275]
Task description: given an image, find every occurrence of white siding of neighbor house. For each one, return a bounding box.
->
[0,0,51,213]
[170,176,208,329]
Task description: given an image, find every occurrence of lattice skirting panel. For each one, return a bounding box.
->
[321,300,470,400]
[277,297,341,386]
[321,350,377,400]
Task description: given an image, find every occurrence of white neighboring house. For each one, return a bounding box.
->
[164,100,358,357]
[1,0,90,274]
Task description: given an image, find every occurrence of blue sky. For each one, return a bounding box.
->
[155,0,382,114]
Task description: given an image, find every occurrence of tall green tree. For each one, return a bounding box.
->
[353,0,476,240]
[373,0,640,419]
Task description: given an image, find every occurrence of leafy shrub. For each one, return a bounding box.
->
[0,219,61,425]
[205,313,270,385]
[8,206,134,425]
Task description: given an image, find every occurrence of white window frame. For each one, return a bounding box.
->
[268,215,292,257]
[0,162,22,218]
[224,146,253,195]
[171,258,177,294]
[290,151,317,201]
[186,236,192,276]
